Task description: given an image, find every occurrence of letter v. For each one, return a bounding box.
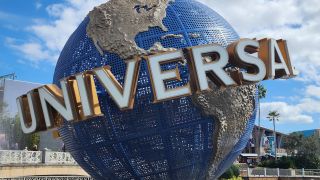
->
[94,58,141,110]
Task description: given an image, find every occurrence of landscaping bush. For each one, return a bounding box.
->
[259,156,319,169]
[220,165,241,179]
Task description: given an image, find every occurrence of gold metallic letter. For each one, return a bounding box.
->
[185,44,237,92]
[38,80,77,128]
[16,91,47,134]
[259,38,291,79]
[228,39,266,83]
[73,72,102,120]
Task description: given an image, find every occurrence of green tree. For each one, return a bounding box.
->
[261,134,320,169]
[219,165,240,179]
[1,103,40,150]
[0,102,14,149]
[258,84,267,125]
[0,102,9,120]
[300,135,320,156]
[259,156,295,169]
[295,135,320,169]
[267,111,280,160]
[283,132,304,156]
[13,115,40,150]
[257,84,267,154]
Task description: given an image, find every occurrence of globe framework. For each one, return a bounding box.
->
[53,0,257,179]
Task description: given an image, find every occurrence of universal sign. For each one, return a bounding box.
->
[17,38,297,134]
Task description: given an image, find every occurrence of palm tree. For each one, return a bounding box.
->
[258,84,267,128]
[257,84,267,155]
[267,110,280,160]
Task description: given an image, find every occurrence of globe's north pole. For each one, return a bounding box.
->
[53,0,257,179]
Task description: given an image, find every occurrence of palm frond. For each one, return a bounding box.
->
[258,84,267,99]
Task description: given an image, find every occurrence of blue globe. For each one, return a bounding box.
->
[53,0,257,179]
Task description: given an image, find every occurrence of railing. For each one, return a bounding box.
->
[0,150,77,165]
[0,79,5,89]
[0,73,15,89]
[0,176,93,180]
[242,168,320,177]
[0,150,42,164]
[44,151,77,165]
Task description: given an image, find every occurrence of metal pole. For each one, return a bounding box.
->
[273,117,277,160]
[258,98,261,157]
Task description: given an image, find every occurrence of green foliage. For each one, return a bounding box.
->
[258,84,267,100]
[260,134,320,169]
[220,165,241,179]
[259,157,295,169]
[0,102,9,120]
[220,168,234,179]
[288,133,320,156]
[298,135,320,157]
[0,102,14,149]
[283,132,304,156]
[259,155,320,169]
[267,111,280,122]
[13,115,40,150]
[277,156,295,169]
[294,154,320,169]
[1,104,40,150]
[259,159,275,168]
[294,135,320,169]
[231,164,240,177]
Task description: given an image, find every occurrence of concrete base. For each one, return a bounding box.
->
[0,165,89,178]
[243,177,320,180]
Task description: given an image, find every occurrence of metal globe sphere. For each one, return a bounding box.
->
[53,0,257,179]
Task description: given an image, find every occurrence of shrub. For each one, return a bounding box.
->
[259,156,319,169]
[231,164,240,177]
[220,165,240,179]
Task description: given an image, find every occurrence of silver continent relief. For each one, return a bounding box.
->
[191,83,256,178]
[87,0,172,59]
[86,0,257,178]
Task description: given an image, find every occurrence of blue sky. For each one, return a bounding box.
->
[0,0,319,133]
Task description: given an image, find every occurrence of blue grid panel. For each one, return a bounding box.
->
[53,0,255,179]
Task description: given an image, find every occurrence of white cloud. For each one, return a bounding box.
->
[35,2,42,9]
[0,11,21,21]
[3,0,319,126]
[260,86,320,124]
[198,0,320,85]
[298,98,320,114]
[8,0,105,65]
[198,0,303,34]
[9,0,320,83]
[31,0,105,52]
[261,102,314,124]
[306,85,320,99]
[198,0,320,125]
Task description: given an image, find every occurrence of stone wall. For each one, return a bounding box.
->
[0,165,89,178]
[243,177,320,180]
